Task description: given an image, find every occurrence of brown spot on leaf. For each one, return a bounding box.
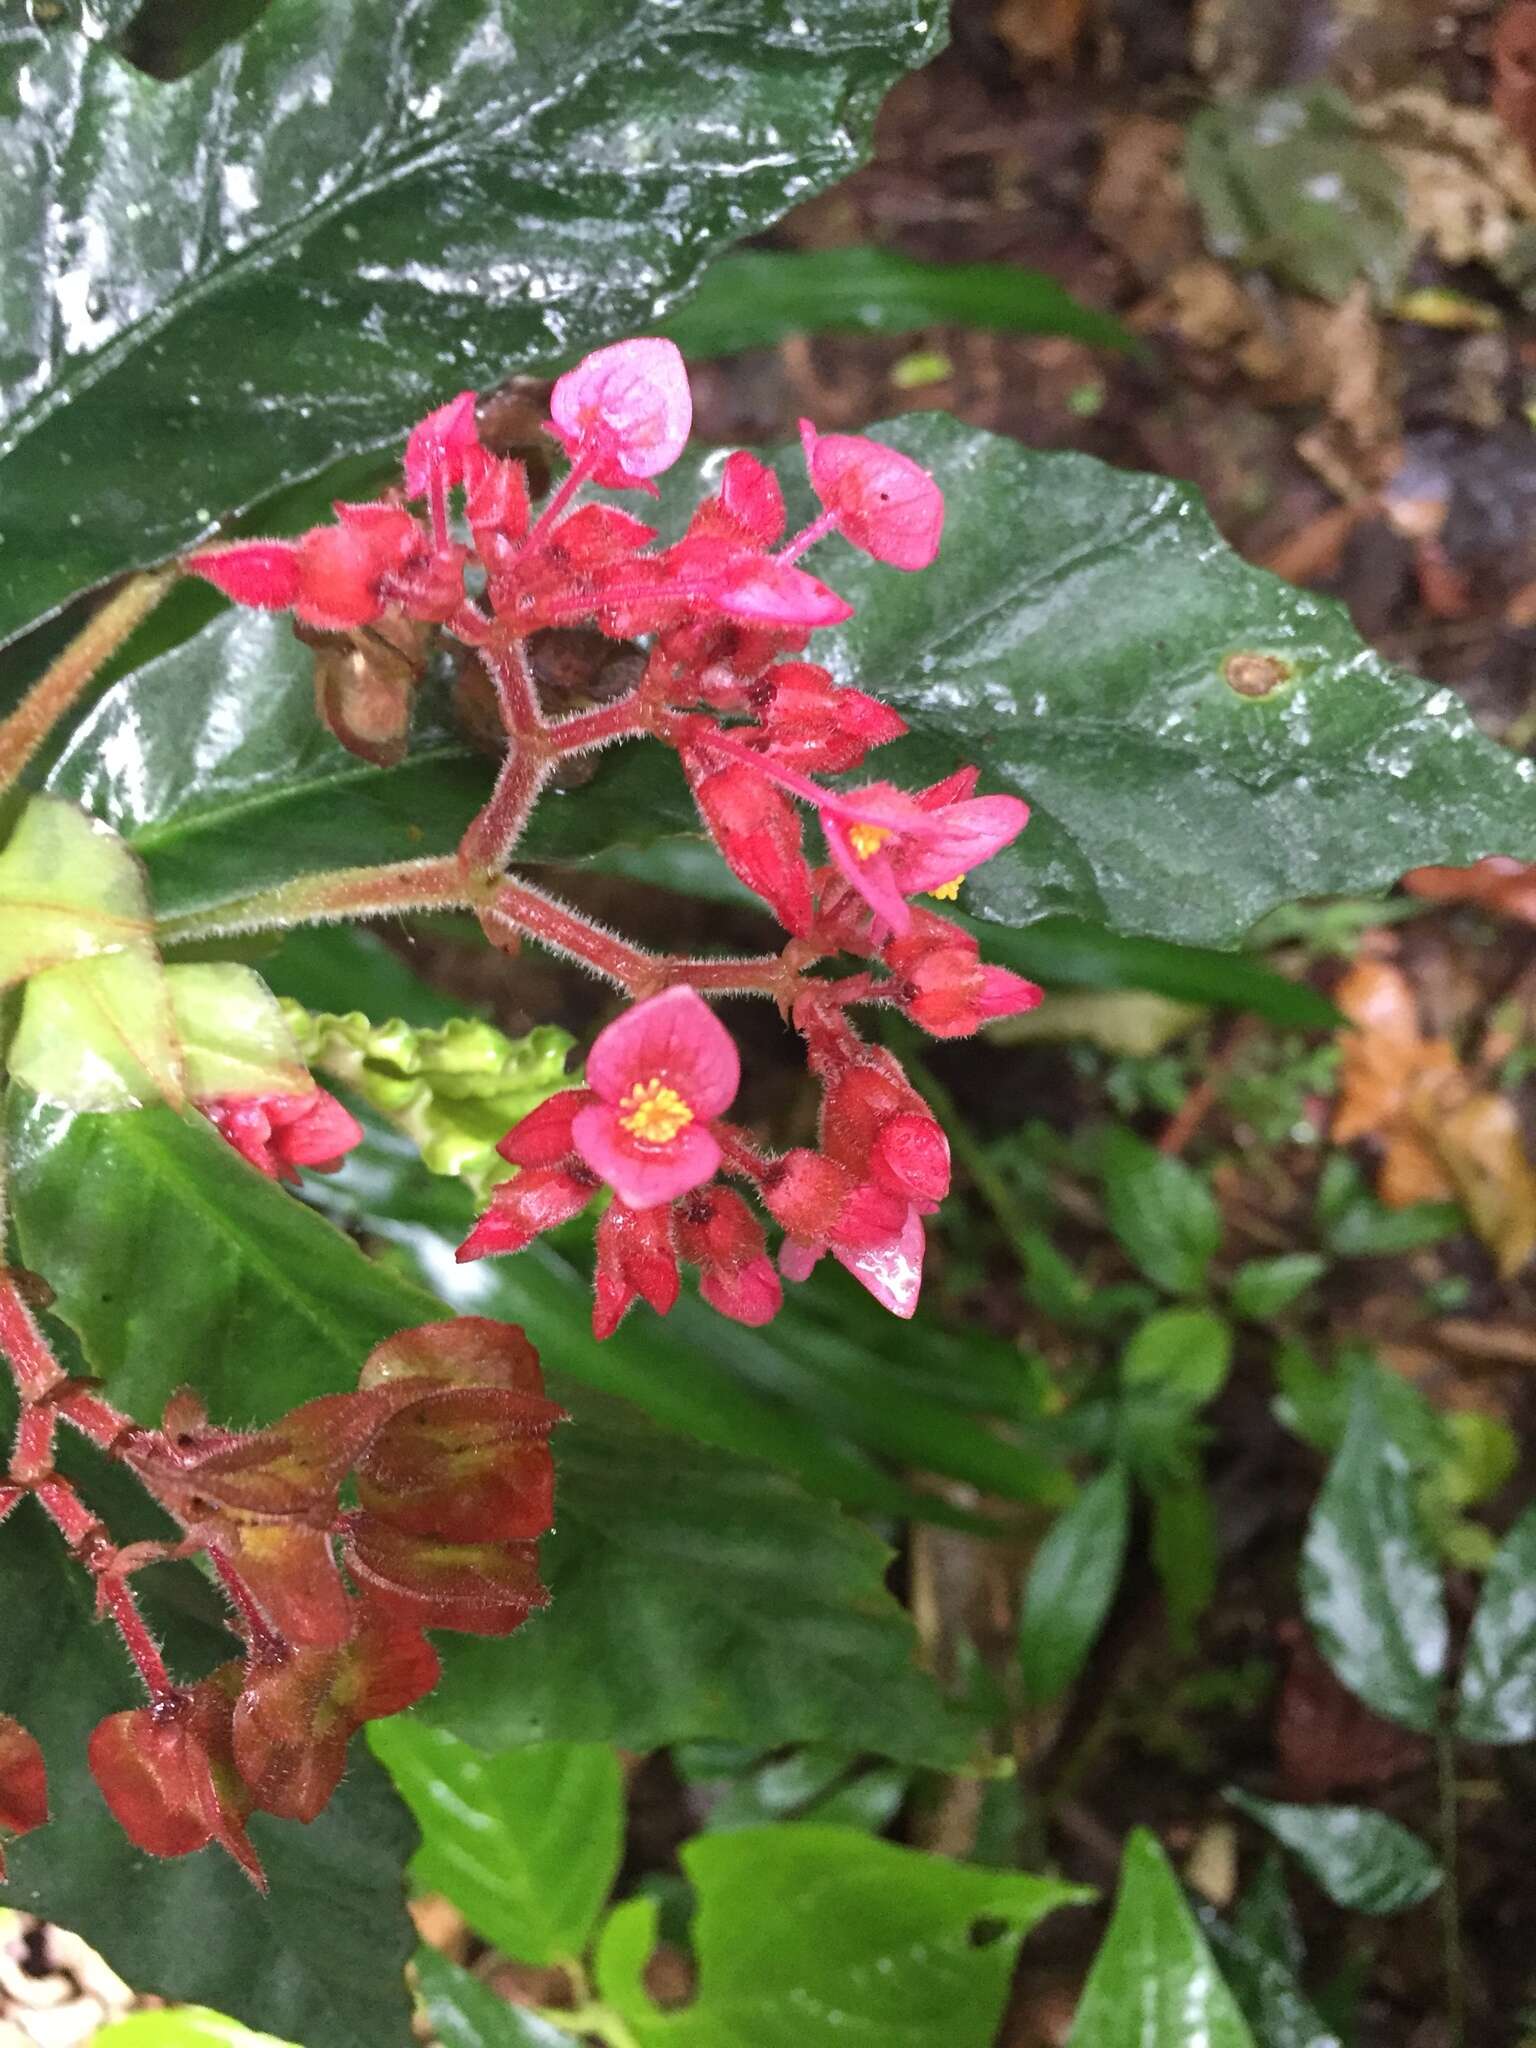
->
[1223,651,1293,698]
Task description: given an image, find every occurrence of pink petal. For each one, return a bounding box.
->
[976,966,1043,1020]
[801,422,944,571]
[571,1103,722,1210]
[585,987,740,1118]
[718,451,785,546]
[887,795,1030,894]
[833,1207,925,1318]
[779,1237,822,1283]
[713,555,853,628]
[184,541,302,612]
[404,391,480,496]
[549,338,692,483]
[271,1089,364,1170]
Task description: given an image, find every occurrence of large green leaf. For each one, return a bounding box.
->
[597,1826,1085,2048]
[1300,1375,1447,1734]
[1067,1830,1255,2048]
[1226,1790,1441,1915]
[4,1089,973,1769]
[0,1433,418,2048]
[415,1950,575,2048]
[0,0,940,647]
[1017,1463,1129,1707]
[1457,1503,1536,1744]
[368,1725,622,1966]
[415,1388,978,1767]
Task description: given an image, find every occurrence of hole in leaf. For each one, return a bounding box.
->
[114,0,274,80]
[968,1916,1009,1949]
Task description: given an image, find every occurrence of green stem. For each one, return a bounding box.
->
[0,569,177,796]
[154,853,478,945]
[1437,1715,1465,2048]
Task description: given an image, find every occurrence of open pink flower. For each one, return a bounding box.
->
[571,987,740,1209]
[549,338,692,488]
[800,421,944,570]
[202,1089,363,1183]
[821,771,1029,935]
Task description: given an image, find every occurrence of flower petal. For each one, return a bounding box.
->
[572,1102,722,1209]
[585,986,740,1117]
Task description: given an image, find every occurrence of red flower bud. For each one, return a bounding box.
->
[462,444,530,546]
[0,1716,47,1880]
[233,1611,439,1824]
[676,1187,781,1326]
[689,759,813,937]
[457,1163,597,1261]
[593,1199,680,1338]
[90,1680,264,1888]
[404,391,481,497]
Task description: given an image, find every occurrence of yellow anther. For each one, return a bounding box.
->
[848,822,893,861]
[618,1077,695,1145]
[929,874,965,902]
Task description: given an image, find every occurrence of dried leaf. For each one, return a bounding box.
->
[1404,857,1536,925]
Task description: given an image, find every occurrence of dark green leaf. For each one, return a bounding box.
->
[0,1441,418,2048]
[1233,1853,1305,1980]
[1101,1130,1221,1296]
[659,246,1132,356]
[1204,1876,1340,2048]
[1149,1475,1219,1650]
[369,1725,621,1966]
[1315,1158,1463,1259]
[1186,88,1412,303]
[414,1949,576,2048]
[1458,1503,1536,1744]
[598,1825,1086,2048]
[1067,1829,1255,2048]
[1018,1464,1129,1706]
[1300,1375,1447,1733]
[1227,1790,1441,1914]
[417,1390,979,1768]
[0,0,939,646]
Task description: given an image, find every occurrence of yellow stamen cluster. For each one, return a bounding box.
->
[618,1076,694,1145]
[848,822,893,861]
[929,874,965,902]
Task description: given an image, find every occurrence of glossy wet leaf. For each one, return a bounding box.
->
[1101,1130,1221,1296]
[414,1948,576,2048]
[0,798,153,986]
[1018,1463,1129,1706]
[0,1426,417,2048]
[1204,1869,1340,2048]
[1067,1829,1256,2048]
[598,1825,1086,2048]
[1300,1374,1447,1733]
[659,246,1132,356]
[5,1085,971,1768]
[1227,1790,1441,1914]
[0,0,941,648]
[1458,1503,1536,1743]
[368,1724,621,1966]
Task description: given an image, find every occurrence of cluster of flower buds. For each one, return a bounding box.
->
[187,335,1042,1332]
[200,1086,363,1182]
[0,1310,557,1886]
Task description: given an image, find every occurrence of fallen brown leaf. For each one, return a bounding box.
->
[1334,959,1536,1276]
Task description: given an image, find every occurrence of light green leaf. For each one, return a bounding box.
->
[1122,1307,1233,1408]
[170,964,311,1099]
[9,950,184,1111]
[1301,1374,1448,1732]
[1018,1464,1130,1706]
[94,2012,299,2048]
[1227,1790,1441,1914]
[369,1725,621,1967]
[1101,1131,1221,1296]
[1229,1255,1325,1322]
[602,1826,1086,2048]
[1067,1829,1256,2048]
[0,797,153,986]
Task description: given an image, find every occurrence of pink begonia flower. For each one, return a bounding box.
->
[202,1090,363,1183]
[570,987,740,1209]
[800,420,944,571]
[821,774,1029,935]
[549,338,692,488]
[404,391,480,497]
